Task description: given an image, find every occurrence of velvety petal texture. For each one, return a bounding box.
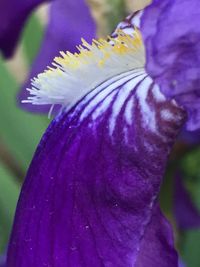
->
[134,205,178,267]
[19,0,96,113]
[174,174,200,229]
[141,0,200,130]
[0,0,49,58]
[7,70,185,266]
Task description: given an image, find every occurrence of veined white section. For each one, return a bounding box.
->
[80,85,116,122]
[135,77,157,132]
[114,11,143,36]
[151,84,166,102]
[91,90,117,122]
[113,21,135,37]
[122,28,135,36]
[80,70,145,122]
[125,98,135,126]
[78,69,143,106]
[129,11,143,29]
[109,73,147,135]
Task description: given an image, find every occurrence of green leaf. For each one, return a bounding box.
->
[106,0,126,33]
[180,230,200,267]
[181,149,200,210]
[0,56,49,172]
[160,170,174,215]
[0,163,20,253]
[22,13,44,65]
[177,150,200,267]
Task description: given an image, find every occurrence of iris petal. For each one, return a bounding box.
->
[0,0,49,58]
[141,0,200,130]
[7,70,185,266]
[135,205,178,267]
[19,0,96,113]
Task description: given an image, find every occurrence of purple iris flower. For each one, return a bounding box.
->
[6,1,200,266]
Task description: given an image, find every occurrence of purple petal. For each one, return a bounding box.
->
[19,0,96,113]
[0,0,49,58]
[7,72,185,266]
[135,205,178,267]
[174,174,200,229]
[179,128,200,144]
[141,0,200,131]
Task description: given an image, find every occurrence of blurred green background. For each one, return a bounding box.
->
[0,10,49,254]
[0,1,200,266]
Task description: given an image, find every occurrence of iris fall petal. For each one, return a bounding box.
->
[7,68,185,266]
[7,11,189,266]
[135,205,178,267]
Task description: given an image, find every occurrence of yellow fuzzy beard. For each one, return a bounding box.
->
[24,29,145,108]
[55,29,143,69]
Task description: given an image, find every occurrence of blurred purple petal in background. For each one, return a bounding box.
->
[179,128,200,145]
[0,254,5,267]
[174,174,200,229]
[0,0,50,58]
